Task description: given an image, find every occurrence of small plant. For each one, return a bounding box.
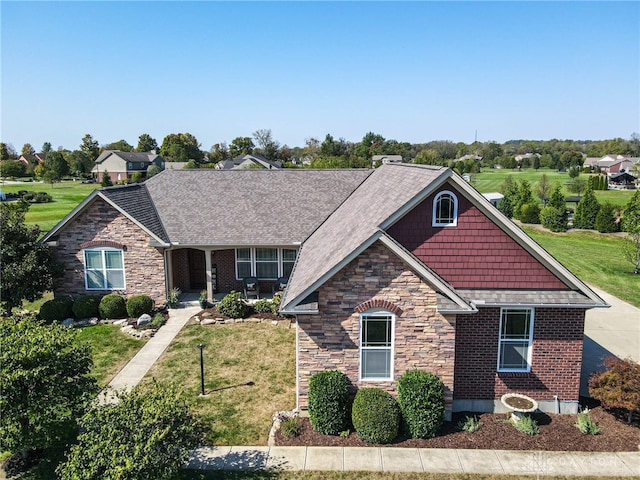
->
[167,287,181,308]
[512,415,539,435]
[308,370,350,436]
[71,295,100,319]
[99,293,127,319]
[216,291,251,318]
[271,293,282,315]
[126,294,154,317]
[339,430,350,437]
[253,299,273,314]
[198,290,207,306]
[457,415,480,433]
[280,418,301,438]
[352,388,401,444]
[575,408,601,435]
[151,313,167,327]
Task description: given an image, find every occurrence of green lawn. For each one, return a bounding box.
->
[522,227,639,308]
[0,180,98,234]
[141,322,296,446]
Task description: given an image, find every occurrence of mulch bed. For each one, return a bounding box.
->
[193,306,291,323]
[275,407,640,452]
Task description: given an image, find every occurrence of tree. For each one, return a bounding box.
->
[160,132,204,162]
[0,160,26,178]
[589,357,640,423]
[568,178,587,194]
[41,142,52,153]
[67,150,93,176]
[21,143,35,156]
[532,155,540,170]
[101,170,113,187]
[0,142,18,161]
[229,136,255,158]
[253,129,280,161]
[514,179,534,220]
[560,150,584,168]
[0,203,61,314]
[147,164,162,178]
[41,150,69,186]
[57,382,203,480]
[208,142,229,163]
[357,132,385,161]
[102,139,133,152]
[573,184,600,229]
[621,190,640,274]
[568,165,580,179]
[497,195,514,219]
[540,185,568,232]
[535,173,552,205]
[595,202,618,233]
[80,134,100,161]
[0,315,98,456]
[136,133,158,153]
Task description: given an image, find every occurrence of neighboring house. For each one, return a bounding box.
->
[608,171,637,189]
[18,152,47,168]
[42,164,606,418]
[455,154,482,162]
[215,154,282,170]
[588,154,640,174]
[372,155,403,167]
[92,150,165,183]
[482,192,504,207]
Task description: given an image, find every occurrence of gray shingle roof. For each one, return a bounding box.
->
[282,164,449,308]
[144,169,372,246]
[456,289,598,306]
[101,184,169,243]
[95,150,159,164]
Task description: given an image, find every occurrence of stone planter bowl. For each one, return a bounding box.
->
[501,393,538,422]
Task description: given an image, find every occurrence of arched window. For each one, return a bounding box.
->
[359,309,395,381]
[432,190,458,227]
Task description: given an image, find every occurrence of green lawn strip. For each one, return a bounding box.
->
[141,322,296,446]
[522,227,639,308]
[75,323,145,387]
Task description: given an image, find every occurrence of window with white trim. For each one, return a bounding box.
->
[432,190,458,226]
[83,248,125,290]
[360,311,394,381]
[235,248,298,279]
[498,308,534,372]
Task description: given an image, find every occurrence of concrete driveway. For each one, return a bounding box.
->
[581,285,640,396]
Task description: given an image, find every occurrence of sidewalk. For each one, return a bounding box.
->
[187,446,639,476]
[100,304,200,403]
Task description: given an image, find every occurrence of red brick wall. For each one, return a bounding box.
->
[213,249,243,293]
[53,198,166,302]
[453,307,585,402]
[387,184,568,289]
[297,241,456,410]
[171,249,190,291]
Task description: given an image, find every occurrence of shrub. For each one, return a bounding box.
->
[575,408,600,435]
[595,202,618,233]
[216,291,251,318]
[458,415,480,433]
[72,295,100,319]
[271,293,282,315]
[512,415,539,435]
[34,191,52,203]
[39,297,74,323]
[151,313,166,327]
[519,202,541,224]
[253,299,273,314]
[99,294,127,319]
[589,356,640,423]
[352,388,400,444]
[126,294,154,317]
[308,370,349,435]
[540,206,568,232]
[280,418,301,437]
[497,195,514,219]
[397,370,445,438]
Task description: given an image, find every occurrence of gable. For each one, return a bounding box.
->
[386,183,569,290]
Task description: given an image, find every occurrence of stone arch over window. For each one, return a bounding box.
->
[432,190,458,227]
[355,299,403,316]
[80,240,127,251]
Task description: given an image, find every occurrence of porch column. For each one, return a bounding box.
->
[205,248,213,301]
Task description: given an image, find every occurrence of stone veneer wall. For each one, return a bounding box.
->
[53,198,166,302]
[296,241,456,413]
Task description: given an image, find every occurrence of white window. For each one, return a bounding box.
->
[432,190,458,227]
[235,248,298,280]
[360,311,394,381]
[498,308,534,372]
[84,248,125,290]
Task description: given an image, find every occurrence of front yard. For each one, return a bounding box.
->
[141,320,296,445]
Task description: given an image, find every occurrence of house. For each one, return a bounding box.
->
[18,152,47,168]
[215,154,282,170]
[91,150,165,183]
[372,155,403,167]
[42,164,607,418]
[482,192,504,207]
[608,171,637,189]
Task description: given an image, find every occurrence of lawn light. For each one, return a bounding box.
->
[197,344,206,396]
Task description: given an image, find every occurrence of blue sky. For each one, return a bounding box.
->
[2,1,639,152]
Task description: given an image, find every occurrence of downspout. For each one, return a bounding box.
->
[295,315,300,411]
[554,395,560,414]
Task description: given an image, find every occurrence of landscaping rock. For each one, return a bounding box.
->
[113,319,128,326]
[200,318,216,325]
[121,325,134,334]
[61,318,75,327]
[137,314,152,327]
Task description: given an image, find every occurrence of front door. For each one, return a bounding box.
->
[188,249,206,290]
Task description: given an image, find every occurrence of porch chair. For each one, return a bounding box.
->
[243,276,260,300]
[272,276,289,295]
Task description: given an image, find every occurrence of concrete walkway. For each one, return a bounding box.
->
[187,446,639,476]
[100,304,200,403]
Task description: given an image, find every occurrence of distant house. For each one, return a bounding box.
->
[588,154,640,174]
[608,171,637,189]
[514,153,540,163]
[92,150,165,183]
[42,164,607,418]
[372,155,403,167]
[18,152,47,168]
[455,154,482,162]
[482,192,504,207]
[215,154,281,170]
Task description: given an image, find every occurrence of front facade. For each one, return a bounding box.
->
[43,164,606,416]
[92,150,165,183]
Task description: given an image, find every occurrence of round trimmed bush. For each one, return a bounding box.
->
[216,291,250,318]
[126,294,154,317]
[352,388,400,444]
[99,294,127,319]
[308,370,349,435]
[253,299,273,314]
[519,202,541,224]
[397,370,445,438]
[72,295,100,319]
[39,298,73,323]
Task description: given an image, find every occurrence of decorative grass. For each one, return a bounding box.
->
[141,322,296,446]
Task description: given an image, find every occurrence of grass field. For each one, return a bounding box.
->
[141,321,296,446]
